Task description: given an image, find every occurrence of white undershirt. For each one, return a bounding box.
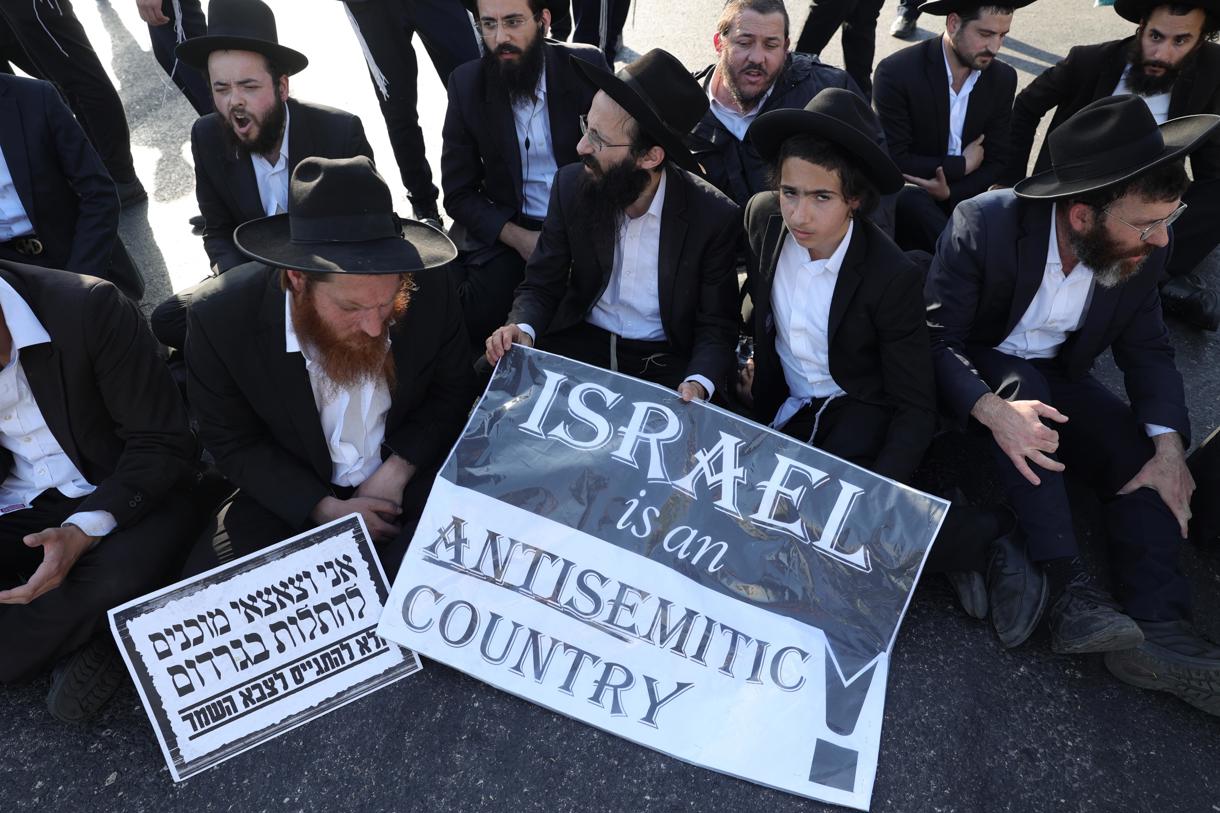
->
[251,105,291,217]
[943,41,981,157]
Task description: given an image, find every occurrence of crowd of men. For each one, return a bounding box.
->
[1,0,1219,740]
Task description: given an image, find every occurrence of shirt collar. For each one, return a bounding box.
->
[941,40,978,92]
[646,169,667,219]
[1046,202,1062,268]
[284,290,304,356]
[254,103,291,170]
[707,68,776,117]
[0,275,50,359]
[783,218,854,276]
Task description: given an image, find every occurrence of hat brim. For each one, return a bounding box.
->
[176,36,309,75]
[918,0,1035,14]
[748,108,904,195]
[233,216,458,274]
[1111,0,1220,22]
[570,57,701,173]
[1014,114,1220,199]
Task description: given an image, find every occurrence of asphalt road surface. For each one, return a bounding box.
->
[1,1,1218,811]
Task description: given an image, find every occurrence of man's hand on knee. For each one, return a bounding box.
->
[0,525,96,605]
[1118,432,1195,538]
[971,392,1069,486]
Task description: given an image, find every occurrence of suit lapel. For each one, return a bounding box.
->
[256,277,332,481]
[924,38,951,156]
[545,43,582,165]
[21,343,86,477]
[224,142,263,221]
[755,211,787,338]
[1096,40,1129,101]
[0,93,35,219]
[656,166,686,335]
[827,221,867,343]
[1007,201,1054,334]
[1063,277,1121,368]
[285,98,313,174]
[487,70,524,206]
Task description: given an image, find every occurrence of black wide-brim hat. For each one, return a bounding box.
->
[748,88,903,195]
[234,156,457,274]
[459,0,556,14]
[177,0,308,75]
[571,48,708,173]
[1014,95,1220,199]
[1114,0,1220,23]
[918,0,1036,15]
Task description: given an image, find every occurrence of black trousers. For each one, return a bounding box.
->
[780,394,991,575]
[344,0,479,213]
[150,281,203,350]
[0,0,138,184]
[0,489,199,683]
[147,0,210,116]
[894,185,950,254]
[571,0,630,63]
[454,249,526,353]
[539,321,690,389]
[971,346,1190,622]
[795,0,887,98]
[895,0,921,22]
[1167,178,1220,278]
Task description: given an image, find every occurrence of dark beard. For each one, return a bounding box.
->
[220,98,287,159]
[1067,215,1152,288]
[578,154,654,238]
[1125,35,1198,95]
[481,25,546,107]
[289,280,411,391]
[948,35,994,71]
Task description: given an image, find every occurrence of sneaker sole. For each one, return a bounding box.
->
[1052,624,1145,655]
[47,640,126,723]
[1105,648,1220,716]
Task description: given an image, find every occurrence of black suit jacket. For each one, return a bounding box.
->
[745,193,936,482]
[925,189,1189,440]
[441,40,606,255]
[873,37,1017,207]
[192,99,374,272]
[0,261,194,528]
[186,264,476,529]
[1005,38,1220,185]
[507,163,742,393]
[0,75,119,278]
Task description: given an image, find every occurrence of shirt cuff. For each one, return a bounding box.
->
[1145,424,1176,438]
[63,510,118,542]
[684,375,715,401]
[518,323,536,343]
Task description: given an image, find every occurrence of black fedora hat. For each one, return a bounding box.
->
[918,0,1036,15]
[234,156,457,274]
[459,0,555,15]
[747,88,903,194]
[1114,0,1220,23]
[1014,95,1220,199]
[177,0,308,75]
[571,48,708,173]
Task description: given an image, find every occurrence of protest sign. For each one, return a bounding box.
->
[110,514,419,781]
[377,347,948,810]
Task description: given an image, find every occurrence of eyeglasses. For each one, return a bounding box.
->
[1103,201,1187,242]
[579,114,632,152]
[475,12,540,34]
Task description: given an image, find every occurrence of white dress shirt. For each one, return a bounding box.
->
[706,69,774,141]
[284,293,392,488]
[769,221,852,429]
[251,105,291,217]
[0,278,114,537]
[1113,66,1171,124]
[514,67,560,220]
[0,144,34,241]
[997,205,1172,437]
[943,42,981,156]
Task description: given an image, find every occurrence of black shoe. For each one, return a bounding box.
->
[1160,274,1220,331]
[46,634,126,722]
[1047,575,1143,654]
[1104,620,1220,716]
[189,214,206,232]
[116,178,147,208]
[946,571,988,619]
[889,14,917,38]
[986,531,1048,648]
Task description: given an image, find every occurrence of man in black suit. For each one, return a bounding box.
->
[442,0,606,348]
[485,49,741,403]
[925,97,1220,714]
[0,261,197,721]
[1006,0,1220,330]
[873,0,1026,252]
[0,74,143,302]
[186,157,474,578]
[150,0,375,349]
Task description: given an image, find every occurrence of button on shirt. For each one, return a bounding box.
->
[706,70,775,141]
[1113,66,1171,124]
[251,105,291,217]
[943,42,980,156]
[0,144,34,241]
[514,67,560,220]
[770,221,852,428]
[0,278,114,537]
[284,293,391,488]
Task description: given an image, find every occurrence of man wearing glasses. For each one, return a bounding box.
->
[925,96,1220,715]
[443,0,606,351]
[485,49,741,405]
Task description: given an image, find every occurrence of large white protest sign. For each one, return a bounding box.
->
[110,514,420,781]
[378,347,948,810]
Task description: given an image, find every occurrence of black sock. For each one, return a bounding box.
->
[1043,556,1087,596]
